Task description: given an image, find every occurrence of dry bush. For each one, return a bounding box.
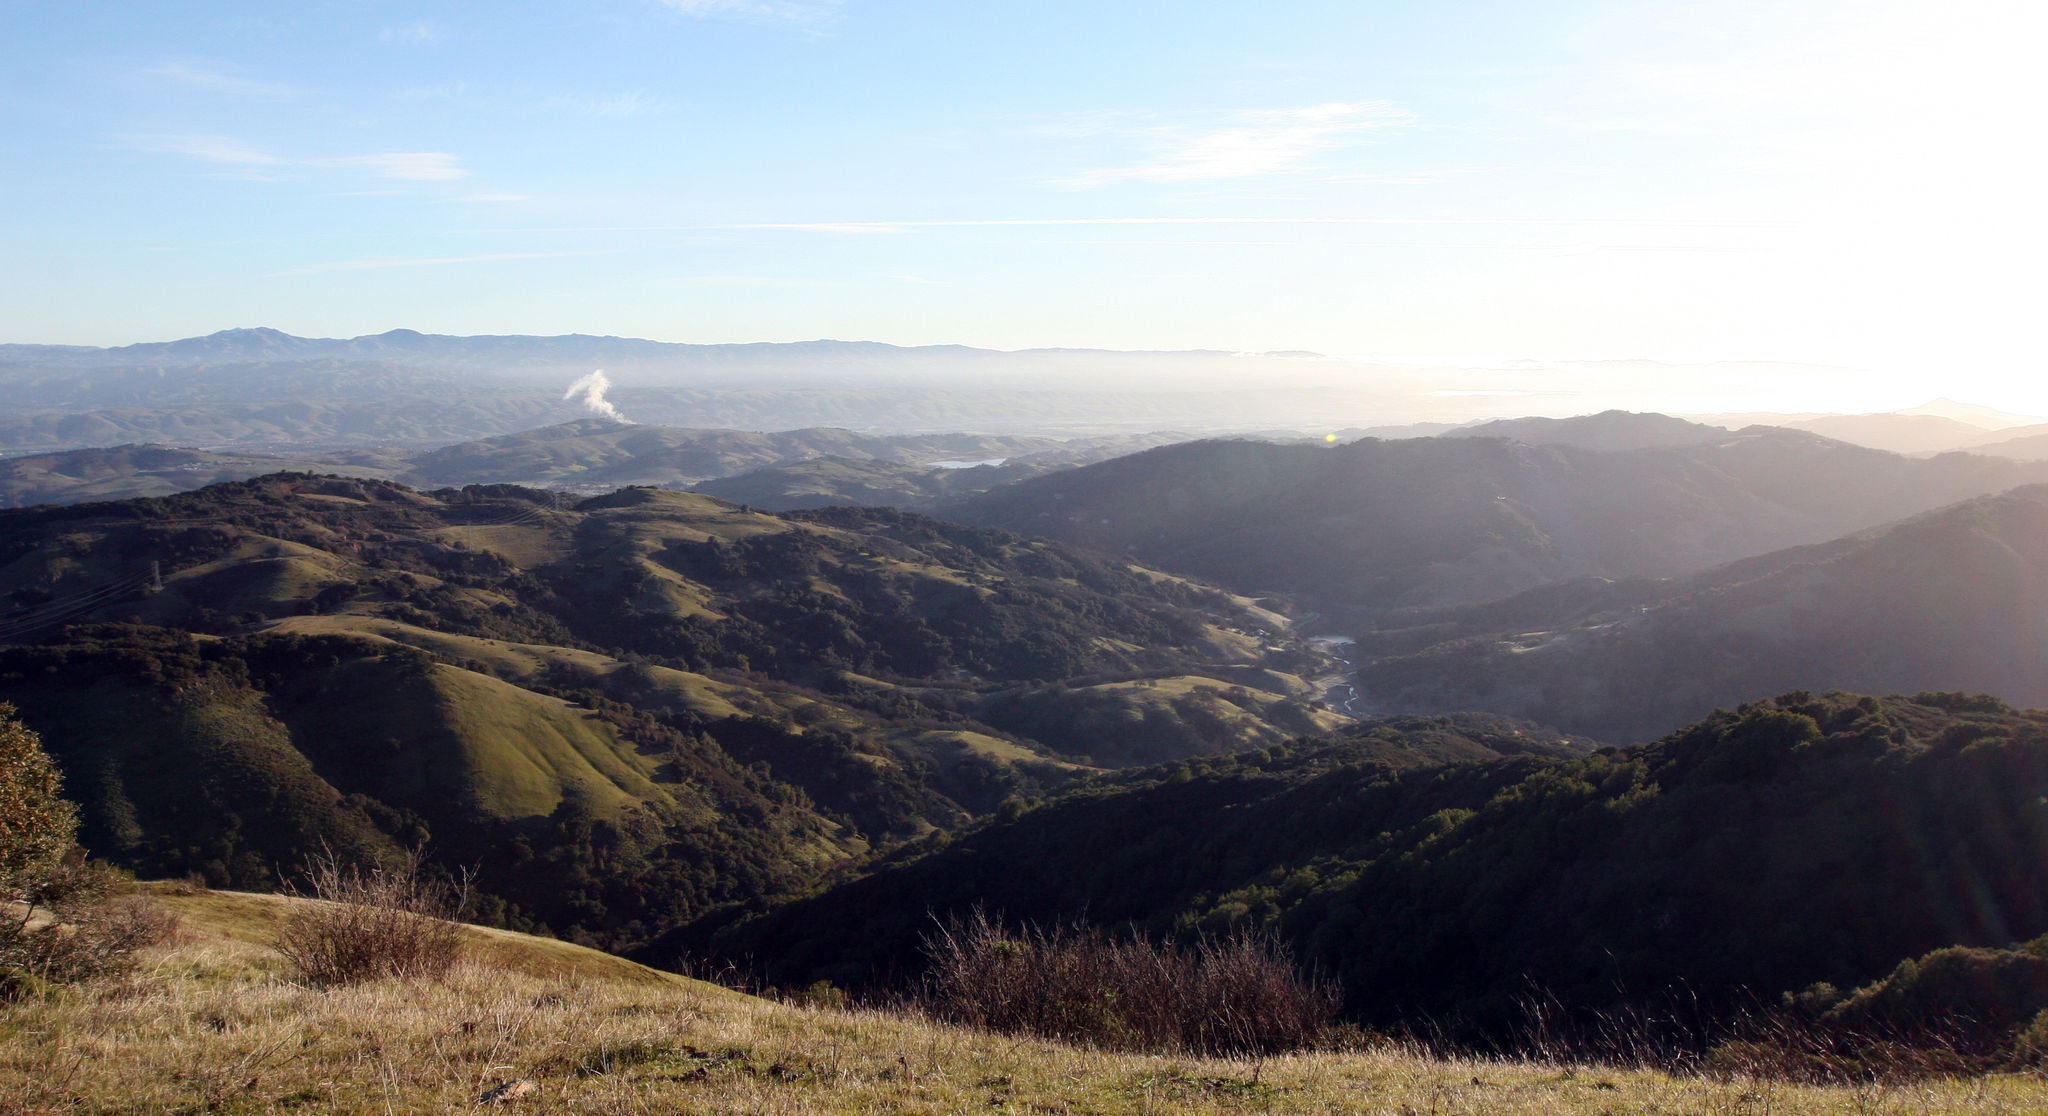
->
[919,910,1337,1056]
[274,846,468,987]
[1,850,179,997]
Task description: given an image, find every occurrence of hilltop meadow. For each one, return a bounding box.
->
[6,885,2047,1115]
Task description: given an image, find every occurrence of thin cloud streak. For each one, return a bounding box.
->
[463,216,1778,235]
[381,20,445,45]
[132,135,468,181]
[655,0,839,24]
[144,62,300,100]
[269,250,614,277]
[542,91,661,117]
[1061,102,1409,187]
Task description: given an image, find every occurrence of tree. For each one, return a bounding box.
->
[0,702,74,883]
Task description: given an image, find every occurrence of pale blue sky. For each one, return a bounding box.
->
[5,1,2043,410]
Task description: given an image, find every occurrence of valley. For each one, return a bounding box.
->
[10,333,2048,1079]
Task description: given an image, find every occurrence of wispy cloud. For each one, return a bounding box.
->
[655,0,839,25]
[381,20,445,45]
[144,62,299,100]
[542,91,661,117]
[1061,102,1409,187]
[326,152,467,181]
[462,216,1773,237]
[717,216,1763,233]
[393,82,470,101]
[270,250,613,277]
[448,192,531,204]
[133,135,469,181]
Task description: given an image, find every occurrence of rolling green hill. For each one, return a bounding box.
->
[0,473,1339,954]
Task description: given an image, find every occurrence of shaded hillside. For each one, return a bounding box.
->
[1975,426,2048,461]
[1778,414,2014,456]
[945,429,2048,613]
[0,444,406,508]
[722,693,2048,1042]
[1356,485,2048,741]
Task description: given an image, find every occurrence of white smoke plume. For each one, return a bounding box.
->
[563,369,629,422]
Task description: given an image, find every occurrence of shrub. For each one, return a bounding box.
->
[274,847,468,987]
[1,705,176,996]
[0,702,74,882]
[2,851,180,997]
[919,910,1336,1056]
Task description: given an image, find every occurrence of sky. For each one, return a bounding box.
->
[5,0,2046,413]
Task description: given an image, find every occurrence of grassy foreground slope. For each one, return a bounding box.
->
[5,886,2038,1115]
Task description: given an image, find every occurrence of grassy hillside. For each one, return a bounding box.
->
[0,474,1336,953]
[0,628,860,953]
[5,884,2036,1114]
[978,674,1351,767]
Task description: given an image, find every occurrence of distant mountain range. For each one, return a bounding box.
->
[19,328,2044,456]
[0,328,1441,449]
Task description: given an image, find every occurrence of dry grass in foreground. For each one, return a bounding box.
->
[2,887,2046,1115]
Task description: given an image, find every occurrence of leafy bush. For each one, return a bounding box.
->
[1,853,179,997]
[274,847,468,986]
[1,705,176,996]
[0,701,74,880]
[919,910,1336,1056]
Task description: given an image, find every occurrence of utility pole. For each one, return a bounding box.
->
[150,560,161,592]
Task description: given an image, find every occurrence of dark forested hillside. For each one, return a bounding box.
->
[720,692,2048,1043]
